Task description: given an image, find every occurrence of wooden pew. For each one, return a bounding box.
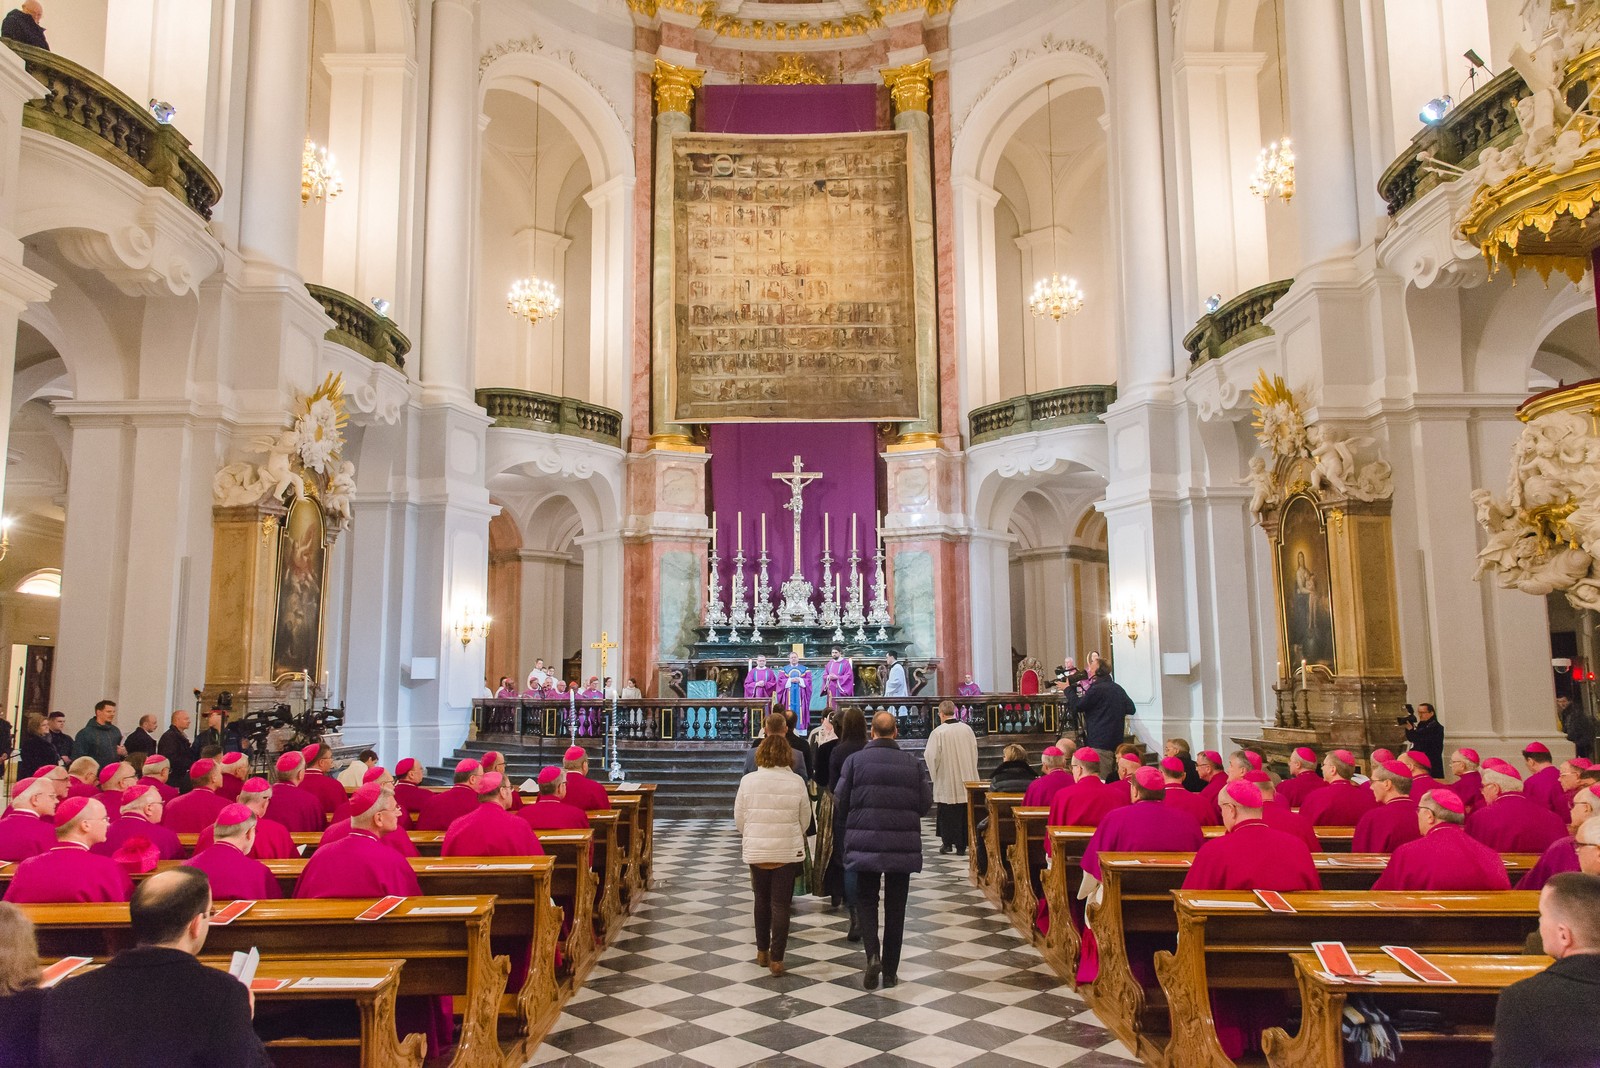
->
[964,781,988,885]
[1006,806,1051,941]
[1262,951,1548,1068]
[21,897,511,1068]
[604,794,642,908]
[1152,890,1540,1068]
[980,792,1025,906]
[1081,854,1536,1064]
[607,783,655,894]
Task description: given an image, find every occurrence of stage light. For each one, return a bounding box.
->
[1419,96,1453,125]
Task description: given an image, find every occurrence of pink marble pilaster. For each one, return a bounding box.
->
[932,68,961,447]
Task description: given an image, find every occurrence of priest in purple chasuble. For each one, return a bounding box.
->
[1353,760,1422,853]
[955,674,983,698]
[1181,780,1321,1060]
[775,652,815,731]
[578,676,605,700]
[1069,767,1204,985]
[1466,758,1570,854]
[743,655,780,705]
[1373,789,1511,891]
[295,784,450,1058]
[1518,787,1600,891]
[823,649,855,708]
[184,803,283,900]
[1299,749,1379,827]
[5,797,134,903]
[0,776,59,862]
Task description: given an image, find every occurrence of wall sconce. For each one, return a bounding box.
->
[455,608,491,649]
[1107,599,1145,645]
[0,516,13,562]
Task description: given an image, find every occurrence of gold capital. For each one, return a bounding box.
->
[653,60,705,115]
[881,58,933,114]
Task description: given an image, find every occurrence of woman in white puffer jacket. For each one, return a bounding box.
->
[733,733,813,976]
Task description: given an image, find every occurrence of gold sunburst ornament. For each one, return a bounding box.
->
[1250,369,1307,459]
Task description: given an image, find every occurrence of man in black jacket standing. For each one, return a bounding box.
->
[834,711,932,990]
[1077,661,1134,759]
[39,867,270,1067]
[1491,870,1600,1067]
[157,709,195,792]
[0,2,47,50]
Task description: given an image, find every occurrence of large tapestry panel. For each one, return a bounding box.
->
[671,131,920,422]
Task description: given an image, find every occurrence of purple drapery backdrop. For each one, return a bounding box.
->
[699,84,879,135]
[708,424,880,601]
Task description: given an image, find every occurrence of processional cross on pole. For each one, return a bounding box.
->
[772,456,822,625]
[590,630,622,779]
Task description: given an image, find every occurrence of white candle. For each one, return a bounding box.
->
[761,512,767,553]
[736,511,743,552]
[875,509,882,555]
[711,510,717,552]
[836,573,842,601]
[851,513,857,554]
[824,513,830,553]
[1300,659,1308,692]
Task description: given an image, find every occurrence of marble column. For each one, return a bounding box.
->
[647,60,702,449]
[1284,0,1361,266]
[1017,547,1074,669]
[953,176,1003,408]
[584,175,635,420]
[882,60,940,444]
[518,548,572,673]
[576,531,624,682]
[967,529,1015,690]
[418,0,479,405]
[237,0,310,278]
[1110,0,1177,387]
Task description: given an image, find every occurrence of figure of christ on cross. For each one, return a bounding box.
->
[774,455,820,583]
[772,455,822,624]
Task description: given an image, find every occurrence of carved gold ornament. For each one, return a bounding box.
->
[881,58,933,114]
[758,55,828,85]
[628,0,957,40]
[1249,369,1307,459]
[652,60,704,115]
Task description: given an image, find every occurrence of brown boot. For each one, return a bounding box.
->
[769,960,786,976]
[756,950,769,967]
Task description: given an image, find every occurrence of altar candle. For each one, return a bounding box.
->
[824,513,830,553]
[1300,658,1308,691]
[875,509,882,555]
[736,511,743,552]
[761,512,767,553]
[851,513,857,554]
[711,510,717,552]
[836,573,842,603]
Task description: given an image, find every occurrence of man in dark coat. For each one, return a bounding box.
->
[834,711,932,990]
[157,709,195,792]
[39,867,270,1067]
[1491,871,1600,1067]
[124,714,159,758]
[1077,663,1133,754]
[44,711,72,764]
[1,3,48,51]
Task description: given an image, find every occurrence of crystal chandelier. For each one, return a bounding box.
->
[1028,274,1084,321]
[507,276,561,325]
[507,82,560,326]
[301,138,343,204]
[300,2,342,205]
[1250,0,1294,203]
[1249,139,1295,202]
[1029,78,1085,322]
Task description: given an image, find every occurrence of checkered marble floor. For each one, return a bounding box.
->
[522,818,1139,1067]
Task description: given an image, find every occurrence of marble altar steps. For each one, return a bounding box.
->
[436,735,1048,819]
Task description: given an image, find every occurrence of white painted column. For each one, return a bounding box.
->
[1285,0,1361,266]
[1110,0,1177,386]
[967,529,1015,691]
[583,175,633,418]
[575,531,623,681]
[321,52,418,315]
[517,549,571,672]
[1018,547,1073,669]
[236,0,309,275]
[418,0,479,405]
[952,177,1002,408]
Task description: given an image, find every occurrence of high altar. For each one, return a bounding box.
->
[622,54,971,696]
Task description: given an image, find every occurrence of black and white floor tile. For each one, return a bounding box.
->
[523,818,1139,1067]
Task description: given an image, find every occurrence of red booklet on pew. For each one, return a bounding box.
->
[1313,941,1375,983]
[1255,890,1296,913]
[354,895,407,921]
[39,957,92,989]
[1383,946,1457,984]
[210,900,256,926]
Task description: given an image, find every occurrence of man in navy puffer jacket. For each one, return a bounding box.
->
[835,711,933,989]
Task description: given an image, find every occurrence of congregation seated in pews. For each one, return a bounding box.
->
[965,737,1600,1066]
[0,738,650,1066]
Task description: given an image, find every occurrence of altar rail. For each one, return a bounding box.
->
[473,693,1072,743]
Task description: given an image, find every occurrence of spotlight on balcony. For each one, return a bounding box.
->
[149,99,176,124]
[1419,96,1453,125]
[1204,294,1222,314]
[371,297,391,318]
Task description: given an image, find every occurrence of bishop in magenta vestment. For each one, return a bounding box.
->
[5,843,133,903]
[1371,824,1511,891]
[1465,792,1568,854]
[186,840,283,900]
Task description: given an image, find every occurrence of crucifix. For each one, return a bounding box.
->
[581,631,618,745]
[772,455,821,579]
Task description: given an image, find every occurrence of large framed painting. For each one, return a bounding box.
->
[272,497,327,681]
[1277,494,1336,673]
[669,131,922,423]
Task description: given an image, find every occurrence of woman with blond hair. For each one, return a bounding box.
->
[0,901,43,1066]
[734,733,812,976]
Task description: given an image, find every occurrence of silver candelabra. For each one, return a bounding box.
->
[727,547,750,642]
[843,545,868,643]
[751,548,775,641]
[703,544,726,642]
[867,541,891,642]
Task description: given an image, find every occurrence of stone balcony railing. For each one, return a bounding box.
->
[5,40,220,220]
[1183,278,1294,369]
[475,387,623,448]
[306,284,411,372]
[1377,65,1525,218]
[967,383,1117,446]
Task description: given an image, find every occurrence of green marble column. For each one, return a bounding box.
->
[884,59,939,443]
[648,60,703,451]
